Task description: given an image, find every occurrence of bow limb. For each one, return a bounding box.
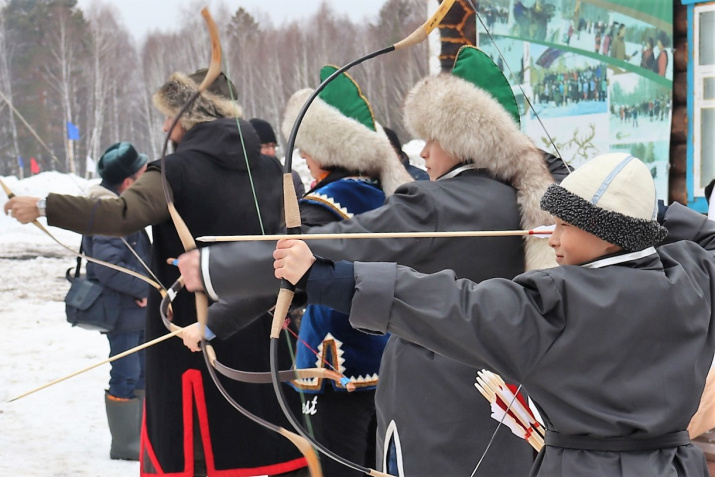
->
[268,2,457,476]
[1,177,177,401]
[158,278,355,390]
[159,7,219,332]
[394,0,458,50]
[159,9,322,477]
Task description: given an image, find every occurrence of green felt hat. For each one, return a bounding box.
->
[318,65,376,132]
[451,46,520,127]
[97,142,147,185]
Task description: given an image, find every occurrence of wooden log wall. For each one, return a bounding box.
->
[437,0,477,71]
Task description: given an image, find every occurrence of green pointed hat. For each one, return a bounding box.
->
[451,45,520,126]
[403,44,528,167]
[281,66,412,196]
[318,65,376,131]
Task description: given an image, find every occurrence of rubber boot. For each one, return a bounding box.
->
[105,392,141,460]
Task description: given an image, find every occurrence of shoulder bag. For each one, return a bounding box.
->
[64,245,120,333]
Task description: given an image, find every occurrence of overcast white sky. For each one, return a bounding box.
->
[76,0,392,41]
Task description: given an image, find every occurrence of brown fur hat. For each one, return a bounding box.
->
[404,73,557,271]
[152,70,242,131]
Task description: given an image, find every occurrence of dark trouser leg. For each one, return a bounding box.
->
[107,330,143,399]
[304,386,377,477]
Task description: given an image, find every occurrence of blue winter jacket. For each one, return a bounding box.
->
[83,183,151,333]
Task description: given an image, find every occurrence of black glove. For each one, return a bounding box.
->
[295,255,331,291]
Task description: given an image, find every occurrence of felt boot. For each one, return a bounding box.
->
[105,392,141,460]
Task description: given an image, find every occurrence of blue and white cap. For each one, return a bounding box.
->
[540,153,668,251]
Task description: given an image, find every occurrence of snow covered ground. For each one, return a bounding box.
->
[0,174,139,476]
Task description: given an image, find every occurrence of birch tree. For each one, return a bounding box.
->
[41,1,88,173]
[84,2,125,164]
[0,11,22,176]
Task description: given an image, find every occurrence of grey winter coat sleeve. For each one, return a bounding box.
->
[348,261,565,382]
[203,182,438,301]
[201,182,439,338]
[660,202,715,253]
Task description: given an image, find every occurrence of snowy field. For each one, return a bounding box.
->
[0,174,139,476]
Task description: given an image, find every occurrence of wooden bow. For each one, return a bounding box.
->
[267,2,457,475]
[157,277,355,390]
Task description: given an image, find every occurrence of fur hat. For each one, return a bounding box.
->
[404,46,556,271]
[541,153,668,251]
[152,68,242,131]
[97,142,147,185]
[281,66,412,196]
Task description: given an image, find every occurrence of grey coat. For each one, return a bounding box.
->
[206,167,548,476]
[343,203,715,477]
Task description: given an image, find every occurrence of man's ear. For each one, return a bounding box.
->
[119,176,133,193]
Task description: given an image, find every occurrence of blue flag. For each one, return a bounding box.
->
[67,121,80,141]
[17,156,23,169]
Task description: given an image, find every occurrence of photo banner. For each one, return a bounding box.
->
[477,0,673,200]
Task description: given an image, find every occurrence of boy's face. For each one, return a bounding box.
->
[420,140,462,181]
[548,217,623,266]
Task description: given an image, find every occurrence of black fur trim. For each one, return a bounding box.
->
[540,184,668,251]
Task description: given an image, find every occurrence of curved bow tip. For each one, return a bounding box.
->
[277,428,323,477]
[394,0,457,50]
[198,8,222,93]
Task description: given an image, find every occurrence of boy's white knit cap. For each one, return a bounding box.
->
[540,153,668,251]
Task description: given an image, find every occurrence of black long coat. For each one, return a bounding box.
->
[141,118,307,476]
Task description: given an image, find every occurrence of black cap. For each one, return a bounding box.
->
[249,118,277,144]
[382,127,402,153]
